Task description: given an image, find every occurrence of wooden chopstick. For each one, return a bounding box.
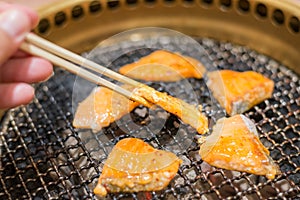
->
[20,34,152,107]
[25,33,140,87]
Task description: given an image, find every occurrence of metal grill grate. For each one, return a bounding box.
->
[0,37,299,200]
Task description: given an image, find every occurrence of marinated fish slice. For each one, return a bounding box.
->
[72,91,95,129]
[199,114,280,180]
[207,70,274,116]
[73,85,139,130]
[135,85,209,134]
[119,50,205,82]
[73,84,208,133]
[94,138,182,196]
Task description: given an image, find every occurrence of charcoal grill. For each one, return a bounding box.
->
[0,0,300,199]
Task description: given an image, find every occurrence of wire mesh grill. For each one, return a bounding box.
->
[0,37,299,200]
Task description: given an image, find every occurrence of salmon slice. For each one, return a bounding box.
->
[207,70,274,116]
[94,138,182,196]
[73,84,208,134]
[135,85,209,134]
[73,85,139,130]
[119,50,206,82]
[199,114,280,180]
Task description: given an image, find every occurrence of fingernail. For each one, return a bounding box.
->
[42,71,55,82]
[13,83,34,105]
[0,9,30,41]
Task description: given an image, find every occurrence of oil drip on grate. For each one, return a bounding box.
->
[0,37,299,200]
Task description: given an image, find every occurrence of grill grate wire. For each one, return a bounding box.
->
[0,37,299,200]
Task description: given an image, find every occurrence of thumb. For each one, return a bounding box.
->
[0,9,32,66]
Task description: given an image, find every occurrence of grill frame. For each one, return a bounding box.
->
[35,0,300,75]
[1,0,300,199]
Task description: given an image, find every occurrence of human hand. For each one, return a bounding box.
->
[0,2,53,109]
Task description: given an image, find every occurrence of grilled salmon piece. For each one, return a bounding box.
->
[94,138,182,196]
[119,50,205,82]
[135,85,209,134]
[199,114,280,180]
[73,84,208,134]
[73,85,139,130]
[207,70,274,116]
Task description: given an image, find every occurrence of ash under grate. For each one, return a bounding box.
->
[0,37,299,200]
